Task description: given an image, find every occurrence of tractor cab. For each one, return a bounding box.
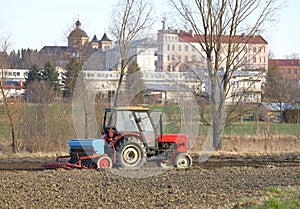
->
[103,107,163,149]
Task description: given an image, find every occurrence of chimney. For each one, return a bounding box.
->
[241,33,246,38]
[189,30,194,36]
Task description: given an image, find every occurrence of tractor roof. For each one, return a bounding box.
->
[105,106,150,111]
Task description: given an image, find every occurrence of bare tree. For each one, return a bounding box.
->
[284,53,299,59]
[109,0,154,106]
[170,0,283,149]
[0,28,19,153]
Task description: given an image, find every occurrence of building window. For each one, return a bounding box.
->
[172,55,175,61]
[167,55,170,61]
[167,44,170,51]
[178,55,181,62]
[192,55,196,61]
[248,94,255,99]
[253,46,257,52]
[253,56,256,63]
[185,55,188,62]
[178,45,181,51]
[288,68,291,74]
[167,65,171,71]
[294,69,297,74]
[172,44,175,51]
[185,45,188,51]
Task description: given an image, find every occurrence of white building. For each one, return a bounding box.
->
[154,28,268,104]
[156,29,268,72]
[0,69,28,101]
[0,69,29,82]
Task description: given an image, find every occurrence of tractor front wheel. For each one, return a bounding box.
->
[116,136,146,168]
[173,153,192,169]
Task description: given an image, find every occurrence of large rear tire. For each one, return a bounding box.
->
[173,153,192,169]
[116,136,146,168]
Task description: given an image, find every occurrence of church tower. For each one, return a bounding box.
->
[68,20,89,48]
[99,33,112,51]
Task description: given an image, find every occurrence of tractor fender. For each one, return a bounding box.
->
[110,132,142,148]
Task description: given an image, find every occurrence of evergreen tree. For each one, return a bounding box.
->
[41,61,60,92]
[25,64,41,86]
[62,57,82,99]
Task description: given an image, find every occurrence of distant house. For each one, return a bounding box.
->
[257,102,294,122]
[269,59,300,87]
[0,80,25,101]
[156,29,268,72]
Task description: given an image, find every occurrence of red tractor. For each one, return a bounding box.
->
[44,107,192,169]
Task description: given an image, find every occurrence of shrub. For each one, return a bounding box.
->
[283,108,300,123]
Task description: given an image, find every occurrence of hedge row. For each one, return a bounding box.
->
[283,108,300,123]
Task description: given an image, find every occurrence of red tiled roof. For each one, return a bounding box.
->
[1,85,24,90]
[269,59,300,66]
[178,31,268,44]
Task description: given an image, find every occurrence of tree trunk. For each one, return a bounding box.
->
[0,85,18,153]
[209,59,225,150]
[11,125,17,153]
[113,67,125,107]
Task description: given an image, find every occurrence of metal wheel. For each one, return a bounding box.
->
[96,156,113,169]
[116,136,146,168]
[173,153,192,169]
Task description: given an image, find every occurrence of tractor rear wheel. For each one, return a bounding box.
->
[95,156,113,169]
[173,153,192,169]
[116,136,146,168]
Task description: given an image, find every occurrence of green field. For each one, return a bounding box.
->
[223,122,300,137]
[243,186,300,209]
[1,103,300,152]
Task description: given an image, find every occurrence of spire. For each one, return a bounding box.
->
[75,19,81,29]
[100,33,112,42]
[91,35,98,42]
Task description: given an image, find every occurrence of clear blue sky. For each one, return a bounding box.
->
[0,0,299,59]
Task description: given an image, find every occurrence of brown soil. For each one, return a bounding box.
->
[0,154,299,209]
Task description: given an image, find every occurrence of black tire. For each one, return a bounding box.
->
[116,136,146,168]
[95,156,113,169]
[173,153,192,169]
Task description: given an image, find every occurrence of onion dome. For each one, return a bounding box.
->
[68,20,88,39]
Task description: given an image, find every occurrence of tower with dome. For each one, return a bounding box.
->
[67,20,89,48]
